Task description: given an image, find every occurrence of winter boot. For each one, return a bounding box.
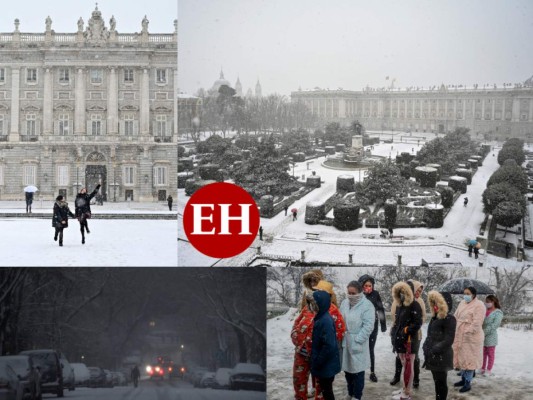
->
[454,377,466,387]
[459,381,471,393]
[390,356,402,385]
[413,358,420,388]
[59,241,63,246]
[370,372,378,383]
[54,232,58,241]
[86,224,90,234]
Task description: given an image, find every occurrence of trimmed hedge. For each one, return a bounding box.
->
[185,179,216,196]
[199,163,221,180]
[423,204,444,228]
[306,175,321,188]
[333,203,360,231]
[439,186,455,208]
[305,201,326,225]
[448,176,468,193]
[455,168,472,184]
[259,195,275,218]
[336,175,355,192]
[384,199,398,229]
[178,172,194,188]
[415,166,438,188]
[325,146,336,155]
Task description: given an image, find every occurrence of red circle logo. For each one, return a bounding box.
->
[183,182,261,258]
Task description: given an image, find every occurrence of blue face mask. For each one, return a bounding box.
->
[464,295,472,303]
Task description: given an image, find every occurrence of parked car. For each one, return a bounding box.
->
[0,355,41,400]
[214,367,232,389]
[69,363,90,387]
[190,367,209,387]
[229,363,266,391]
[168,365,186,379]
[59,357,75,391]
[19,350,63,398]
[102,369,114,388]
[110,371,126,386]
[0,360,24,400]
[87,367,106,388]
[199,372,216,389]
[117,368,132,384]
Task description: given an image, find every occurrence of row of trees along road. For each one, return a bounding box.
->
[483,138,528,236]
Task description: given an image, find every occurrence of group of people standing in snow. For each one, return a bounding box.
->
[52,184,100,246]
[290,270,504,400]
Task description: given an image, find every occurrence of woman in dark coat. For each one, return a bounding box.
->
[309,290,341,400]
[390,281,423,400]
[358,274,387,383]
[75,184,100,244]
[422,291,457,400]
[52,195,75,247]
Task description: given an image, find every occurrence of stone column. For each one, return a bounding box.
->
[482,98,486,119]
[140,68,150,135]
[491,98,495,120]
[512,97,520,121]
[529,98,533,122]
[502,98,506,120]
[173,68,178,136]
[43,68,53,134]
[107,67,118,134]
[75,68,86,134]
[9,67,20,141]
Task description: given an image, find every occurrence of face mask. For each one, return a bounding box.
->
[363,287,372,294]
[433,305,439,313]
[348,293,363,306]
[464,295,472,303]
[485,302,493,309]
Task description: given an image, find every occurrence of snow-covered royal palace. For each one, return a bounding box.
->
[0,6,177,202]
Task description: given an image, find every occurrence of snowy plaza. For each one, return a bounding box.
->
[178,131,531,269]
[0,202,177,266]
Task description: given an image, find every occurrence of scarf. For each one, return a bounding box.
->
[347,293,363,308]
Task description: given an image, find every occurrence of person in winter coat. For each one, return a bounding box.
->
[340,280,375,400]
[358,274,387,383]
[422,291,457,400]
[481,295,504,376]
[25,191,33,213]
[75,184,101,244]
[310,290,341,400]
[390,280,426,388]
[452,286,486,393]
[131,365,140,387]
[292,273,346,400]
[52,195,75,247]
[167,195,173,211]
[390,281,423,400]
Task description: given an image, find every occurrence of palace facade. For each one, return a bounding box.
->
[291,82,533,139]
[0,6,177,202]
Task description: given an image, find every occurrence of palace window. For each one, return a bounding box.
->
[26,68,37,83]
[154,166,167,185]
[91,115,102,135]
[23,165,36,185]
[59,68,69,83]
[26,114,36,135]
[522,114,528,121]
[124,114,134,136]
[57,165,69,186]
[0,115,3,135]
[123,166,135,185]
[58,114,70,135]
[156,69,167,84]
[155,115,167,136]
[0,68,4,83]
[124,69,134,83]
[90,69,103,84]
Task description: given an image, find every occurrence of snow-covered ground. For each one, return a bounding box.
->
[40,385,265,400]
[268,308,533,400]
[0,218,177,266]
[179,134,526,268]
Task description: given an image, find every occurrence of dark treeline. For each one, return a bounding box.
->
[0,268,266,370]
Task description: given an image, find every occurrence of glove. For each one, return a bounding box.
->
[96,184,101,189]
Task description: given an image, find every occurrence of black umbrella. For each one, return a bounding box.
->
[439,278,494,295]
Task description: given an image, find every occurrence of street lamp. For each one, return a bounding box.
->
[113,161,117,202]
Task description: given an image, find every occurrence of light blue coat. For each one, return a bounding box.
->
[340,296,376,373]
[482,309,503,347]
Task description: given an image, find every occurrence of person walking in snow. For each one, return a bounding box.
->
[390,281,423,400]
[292,209,298,221]
[505,243,511,258]
[452,286,486,393]
[340,280,375,400]
[358,275,387,383]
[52,195,75,247]
[75,184,101,244]
[481,295,504,377]
[167,195,173,211]
[463,197,468,207]
[25,191,33,214]
[309,290,341,400]
[473,246,479,259]
[259,225,263,241]
[131,365,140,388]
[284,204,289,216]
[422,291,456,400]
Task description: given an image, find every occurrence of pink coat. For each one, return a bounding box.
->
[452,298,486,370]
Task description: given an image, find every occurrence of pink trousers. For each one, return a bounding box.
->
[482,346,496,372]
[399,353,415,395]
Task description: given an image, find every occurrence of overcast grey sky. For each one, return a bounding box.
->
[0,0,176,34]
[178,0,533,96]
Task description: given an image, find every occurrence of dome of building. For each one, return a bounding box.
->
[209,69,232,95]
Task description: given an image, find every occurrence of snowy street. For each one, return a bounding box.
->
[0,219,177,266]
[41,380,265,400]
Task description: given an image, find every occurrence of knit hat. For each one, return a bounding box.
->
[312,280,338,307]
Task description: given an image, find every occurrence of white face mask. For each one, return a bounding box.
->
[485,302,493,309]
